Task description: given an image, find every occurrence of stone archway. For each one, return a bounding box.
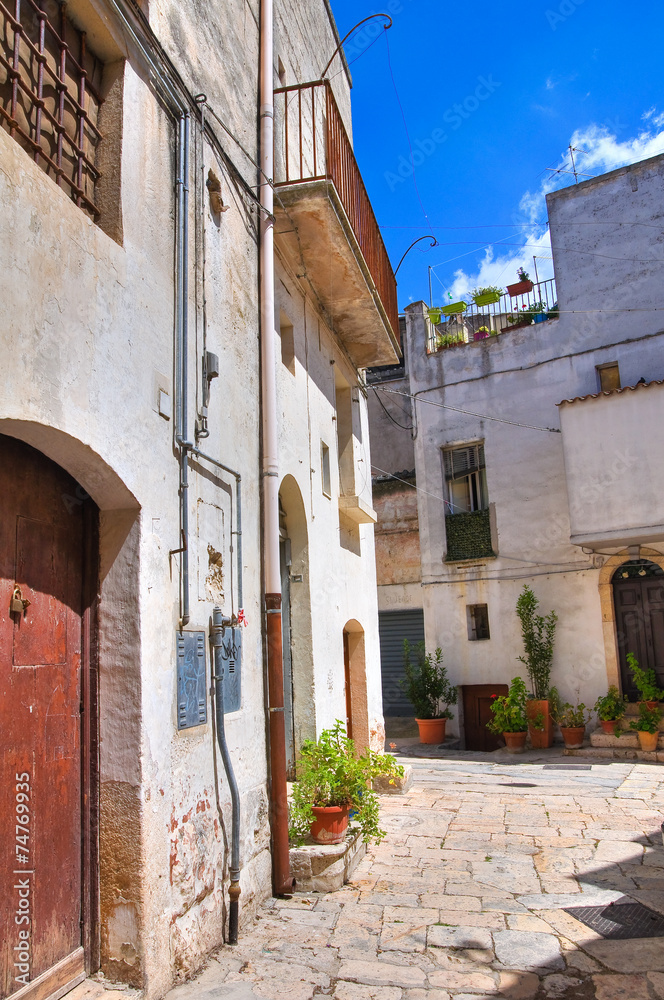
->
[279,475,315,757]
[0,421,143,986]
[343,620,370,753]
[598,547,664,694]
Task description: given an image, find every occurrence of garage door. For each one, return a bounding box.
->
[378,610,425,716]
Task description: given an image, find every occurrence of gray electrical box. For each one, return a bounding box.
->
[176,631,208,729]
[219,627,242,714]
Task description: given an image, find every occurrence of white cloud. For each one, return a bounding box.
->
[436,114,664,302]
[519,119,664,223]
[445,228,554,303]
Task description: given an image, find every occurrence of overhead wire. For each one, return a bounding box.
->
[373,384,562,433]
[384,29,431,230]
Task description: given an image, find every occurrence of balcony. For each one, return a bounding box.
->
[445,509,495,562]
[426,278,558,354]
[558,380,664,548]
[274,81,400,368]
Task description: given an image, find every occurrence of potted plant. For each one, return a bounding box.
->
[594,686,628,735]
[400,640,457,743]
[506,267,534,297]
[523,301,547,324]
[288,720,404,846]
[516,585,558,748]
[552,699,590,749]
[627,652,664,708]
[428,307,441,325]
[486,676,529,753]
[474,326,490,341]
[629,703,662,752]
[472,285,503,307]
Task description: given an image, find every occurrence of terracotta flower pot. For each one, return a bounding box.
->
[527,700,553,748]
[416,717,447,744]
[310,805,351,845]
[507,279,534,297]
[600,719,620,736]
[561,726,585,749]
[644,701,660,711]
[503,731,528,754]
[637,731,659,752]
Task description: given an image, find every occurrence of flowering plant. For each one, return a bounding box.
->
[487,677,529,735]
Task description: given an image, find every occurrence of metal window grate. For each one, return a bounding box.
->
[0,0,103,218]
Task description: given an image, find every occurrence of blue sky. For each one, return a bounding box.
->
[328,0,664,309]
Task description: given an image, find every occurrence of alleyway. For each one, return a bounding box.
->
[159,755,664,1000]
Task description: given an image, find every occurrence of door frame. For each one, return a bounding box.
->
[598,548,664,694]
[81,502,100,972]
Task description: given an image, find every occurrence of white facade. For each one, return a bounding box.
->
[0,1,392,996]
[370,153,664,739]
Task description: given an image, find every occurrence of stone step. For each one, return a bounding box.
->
[590,728,664,749]
[565,746,664,763]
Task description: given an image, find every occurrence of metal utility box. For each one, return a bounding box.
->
[176,631,208,730]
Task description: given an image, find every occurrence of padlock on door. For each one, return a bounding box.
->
[10,586,30,615]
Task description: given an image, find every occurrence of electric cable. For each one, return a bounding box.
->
[370,385,413,431]
[384,30,431,230]
[373,385,562,433]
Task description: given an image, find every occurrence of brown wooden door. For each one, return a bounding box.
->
[1,436,97,1000]
[343,632,353,740]
[462,684,508,751]
[614,575,664,701]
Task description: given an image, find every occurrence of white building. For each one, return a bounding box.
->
[0,1,396,997]
[369,153,664,748]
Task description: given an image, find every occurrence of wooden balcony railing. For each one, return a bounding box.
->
[274,80,399,344]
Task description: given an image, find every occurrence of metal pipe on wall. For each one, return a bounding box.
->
[211,606,242,943]
[260,0,293,895]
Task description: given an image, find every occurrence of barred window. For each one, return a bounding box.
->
[0,0,103,219]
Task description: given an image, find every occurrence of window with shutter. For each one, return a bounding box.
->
[443,443,488,514]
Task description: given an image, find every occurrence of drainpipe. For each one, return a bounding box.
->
[211,606,242,943]
[174,110,191,628]
[260,0,293,895]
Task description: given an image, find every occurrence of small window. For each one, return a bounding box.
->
[280,311,295,374]
[443,443,488,514]
[321,441,331,498]
[596,362,620,392]
[467,604,490,641]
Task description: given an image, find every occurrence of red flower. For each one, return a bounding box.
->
[491,694,498,699]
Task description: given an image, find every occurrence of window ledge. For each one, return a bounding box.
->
[339,494,377,524]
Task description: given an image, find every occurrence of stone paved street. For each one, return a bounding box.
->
[165,756,664,1000]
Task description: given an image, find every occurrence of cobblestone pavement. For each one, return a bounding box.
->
[166,756,664,1000]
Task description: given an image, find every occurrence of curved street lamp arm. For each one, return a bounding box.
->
[394,235,439,275]
[321,14,393,80]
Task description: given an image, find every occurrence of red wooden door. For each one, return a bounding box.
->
[1,436,96,1000]
[462,684,508,752]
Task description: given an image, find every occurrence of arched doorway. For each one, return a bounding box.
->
[612,559,664,701]
[342,621,370,753]
[279,476,314,775]
[0,435,99,998]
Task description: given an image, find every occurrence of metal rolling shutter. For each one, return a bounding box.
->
[378,609,425,715]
